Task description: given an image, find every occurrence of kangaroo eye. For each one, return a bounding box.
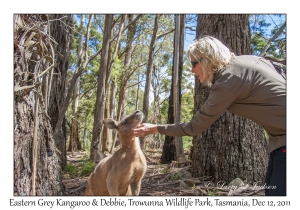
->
[124,119,128,124]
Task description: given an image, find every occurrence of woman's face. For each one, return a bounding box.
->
[191,60,207,83]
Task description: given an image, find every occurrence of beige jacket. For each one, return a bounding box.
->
[157,55,286,153]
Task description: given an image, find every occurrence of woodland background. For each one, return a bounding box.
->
[13,14,286,196]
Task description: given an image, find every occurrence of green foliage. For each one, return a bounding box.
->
[63,160,95,178]
[63,163,79,177]
[111,56,122,78]
[159,98,169,123]
[181,91,194,122]
[79,160,95,176]
[207,191,215,196]
[251,32,267,55]
[161,168,170,173]
[182,136,193,148]
[171,172,181,180]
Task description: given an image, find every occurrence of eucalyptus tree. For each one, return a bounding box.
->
[148,14,175,125]
[109,14,144,152]
[160,14,185,163]
[140,14,160,150]
[102,14,126,152]
[190,14,268,184]
[68,14,85,153]
[90,14,113,162]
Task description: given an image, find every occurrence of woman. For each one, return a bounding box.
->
[133,36,286,196]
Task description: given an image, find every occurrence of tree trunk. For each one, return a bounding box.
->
[118,15,135,119]
[190,14,268,184]
[14,14,68,195]
[160,14,185,163]
[102,15,125,152]
[141,15,159,150]
[69,15,85,153]
[90,14,113,162]
[83,127,88,151]
[48,14,73,168]
[110,77,118,148]
[173,14,185,161]
[14,91,63,195]
[102,82,112,151]
[135,73,141,110]
[110,76,117,119]
[111,15,137,152]
[151,66,160,124]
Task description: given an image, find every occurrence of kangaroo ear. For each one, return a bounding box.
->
[103,118,118,129]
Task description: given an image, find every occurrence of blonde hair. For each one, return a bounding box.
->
[188,36,235,86]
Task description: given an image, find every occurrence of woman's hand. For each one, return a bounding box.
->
[132,123,158,137]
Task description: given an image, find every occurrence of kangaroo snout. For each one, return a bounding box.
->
[133,110,143,124]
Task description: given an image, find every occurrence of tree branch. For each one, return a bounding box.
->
[263,56,286,65]
[111,14,142,42]
[88,15,143,64]
[84,15,94,60]
[125,61,148,84]
[185,26,196,31]
[259,21,286,57]
[156,29,175,40]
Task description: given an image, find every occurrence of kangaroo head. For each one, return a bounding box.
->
[103,110,144,140]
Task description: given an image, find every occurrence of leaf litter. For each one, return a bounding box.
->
[62,149,264,196]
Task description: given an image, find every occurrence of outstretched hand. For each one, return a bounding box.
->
[132,123,158,137]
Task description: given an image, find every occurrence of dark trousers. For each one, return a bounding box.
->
[265,146,286,196]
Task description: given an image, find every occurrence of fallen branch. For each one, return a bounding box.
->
[170,160,191,168]
[145,165,191,179]
[151,180,181,186]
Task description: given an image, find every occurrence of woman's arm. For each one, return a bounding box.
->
[134,77,239,138]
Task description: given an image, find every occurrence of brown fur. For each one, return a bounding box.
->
[84,110,147,196]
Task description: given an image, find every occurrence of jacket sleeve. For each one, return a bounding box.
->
[157,83,238,136]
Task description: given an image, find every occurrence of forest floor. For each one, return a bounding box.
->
[62,149,265,196]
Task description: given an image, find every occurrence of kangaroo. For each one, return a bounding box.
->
[84,110,147,196]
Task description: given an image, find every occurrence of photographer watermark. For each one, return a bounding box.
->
[202,178,276,195]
